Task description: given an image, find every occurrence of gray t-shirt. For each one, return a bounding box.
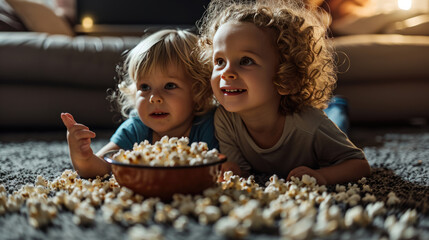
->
[214,106,366,178]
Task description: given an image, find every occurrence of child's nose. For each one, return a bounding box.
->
[149,94,163,104]
[221,71,237,80]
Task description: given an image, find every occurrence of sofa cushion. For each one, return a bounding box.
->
[6,0,74,36]
[331,10,422,36]
[334,34,429,83]
[0,0,26,31]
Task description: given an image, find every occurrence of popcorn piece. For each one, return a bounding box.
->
[219,195,236,215]
[335,184,346,192]
[118,187,134,202]
[128,225,164,240]
[214,217,247,239]
[344,206,369,228]
[6,194,24,212]
[26,198,57,228]
[386,192,401,206]
[281,216,314,240]
[230,199,266,231]
[154,202,170,223]
[0,190,7,215]
[265,175,287,197]
[399,209,418,225]
[358,177,367,185]
[384,215,397,231]
[365,202,386,219]
[301,174,317,186]
[333,192,347,202]
[314,208,339,237]
[173,215,189,232]
[73,200,95,226]
[315,185,327,193]
[361,184,372,193]
[101,200,125,223]
[223,171,234,182]
[52,191,67,206]
[171,194,195,215]
[318,194,333,210]
[389,221,417,240]
[346,194,361,206]
[35,175,48,188]
[199,205,221,225]
[64,195,80,211]
[362,193,377,203]
[328,205,343,223]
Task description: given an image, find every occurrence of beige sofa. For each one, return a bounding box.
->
[333,33,429,124]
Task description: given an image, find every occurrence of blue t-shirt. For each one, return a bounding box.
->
[110,108,218,150]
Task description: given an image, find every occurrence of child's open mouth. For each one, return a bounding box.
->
[150,112,169,118]
[221,88,247,95]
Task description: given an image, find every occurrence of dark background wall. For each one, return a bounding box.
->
[76,0,211,25]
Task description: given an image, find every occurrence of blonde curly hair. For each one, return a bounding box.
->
[198,0,337,114]
[111,29,214,118]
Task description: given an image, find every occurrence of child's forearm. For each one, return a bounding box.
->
[71,154,111,179]
[316,159,371,185]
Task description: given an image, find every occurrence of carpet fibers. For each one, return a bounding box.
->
[0,127,428,240]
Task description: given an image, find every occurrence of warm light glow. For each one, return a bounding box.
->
[81,17,94,29]
[398,0,412,10]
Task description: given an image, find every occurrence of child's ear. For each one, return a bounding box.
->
[277,87,290,96]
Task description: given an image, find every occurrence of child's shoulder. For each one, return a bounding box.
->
[291,107,330,134]
[116,116,147,131]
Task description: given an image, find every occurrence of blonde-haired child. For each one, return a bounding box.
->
[198,0,370,185]
[61,29,216,178]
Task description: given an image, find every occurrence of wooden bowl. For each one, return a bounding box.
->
[103,151,226,201]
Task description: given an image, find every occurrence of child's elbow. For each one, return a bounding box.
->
[360,159,371,177]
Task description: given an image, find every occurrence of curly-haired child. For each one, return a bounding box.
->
[198,0,370,185]
[61,29,217,178]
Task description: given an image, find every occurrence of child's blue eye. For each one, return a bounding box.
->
[165,82,177,90]
[215,58,225,67]
[140,84,150,91]
[240,57,254,66]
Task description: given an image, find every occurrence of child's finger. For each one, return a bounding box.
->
[65,113,76,123]
[74,128,96,140]
[80,140,92,152]
[61,113,77,129]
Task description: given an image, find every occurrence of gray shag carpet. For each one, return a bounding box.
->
[0,126,428,240]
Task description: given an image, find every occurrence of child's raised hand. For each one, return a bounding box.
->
[286,166,327,186]
[60,113,96,160]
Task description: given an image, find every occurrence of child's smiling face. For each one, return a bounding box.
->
[211,21,281,115]
[135,63,194,138]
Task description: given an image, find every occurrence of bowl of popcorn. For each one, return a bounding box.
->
[103,136,226,201]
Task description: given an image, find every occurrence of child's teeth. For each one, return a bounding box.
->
[225,89,244,92]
